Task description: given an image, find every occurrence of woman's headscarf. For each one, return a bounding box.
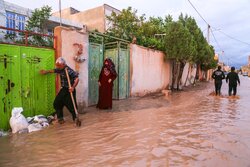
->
[104,58,117,76]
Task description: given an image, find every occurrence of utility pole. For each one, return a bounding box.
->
[207,24,210,43]
[59,0,62,26]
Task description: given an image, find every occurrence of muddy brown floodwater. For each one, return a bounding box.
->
[1,76,250,167]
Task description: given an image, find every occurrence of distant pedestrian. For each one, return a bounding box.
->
[97,58,117,109]
[226,66,240,96]
[212,66,225,96]
[40,57,79,124]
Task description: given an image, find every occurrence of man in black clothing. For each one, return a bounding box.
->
[40,57,79,124]
[226,66,240,96]
[212,66,225,96]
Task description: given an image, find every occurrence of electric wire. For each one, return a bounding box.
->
[217,30,250,46]
[187,0,209,25]
[210,29,225,62]
[211,29,223,52]
[188,0,250,67]
[188,0,250,47]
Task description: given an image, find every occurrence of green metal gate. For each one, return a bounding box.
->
[0,44,55,130]
[88,32,130,105]
[104,41,130,99]
[88,42,104,106]
[104,47,119,99]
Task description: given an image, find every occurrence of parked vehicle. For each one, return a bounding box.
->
[242,72,248,76]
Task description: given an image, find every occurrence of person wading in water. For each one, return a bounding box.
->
[212,66,225,96]
[226,66,240,96]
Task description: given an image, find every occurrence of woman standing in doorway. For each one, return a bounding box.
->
[97,58,117,109]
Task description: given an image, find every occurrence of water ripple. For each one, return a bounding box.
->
[1,76,250,166]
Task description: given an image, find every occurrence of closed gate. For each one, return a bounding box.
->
[88,42,103,106]
[0,44,55,130]
[104,41,129,99]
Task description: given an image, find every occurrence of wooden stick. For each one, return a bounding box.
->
[65,67,78,115]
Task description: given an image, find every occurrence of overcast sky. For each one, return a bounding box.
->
[4,0,250,68]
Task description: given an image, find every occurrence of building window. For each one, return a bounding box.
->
[47,29,53,36]
[6,11,25,34]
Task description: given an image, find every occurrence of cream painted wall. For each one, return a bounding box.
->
[56,27,89,112]
[130,44,171,96]
[68,6,105,32]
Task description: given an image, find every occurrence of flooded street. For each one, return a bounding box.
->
[1,76,250,167]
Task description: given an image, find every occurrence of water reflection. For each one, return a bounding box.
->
[1,76,250,167]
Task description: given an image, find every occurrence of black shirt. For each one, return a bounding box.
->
[212,69,225,82]
[226,72,240,86]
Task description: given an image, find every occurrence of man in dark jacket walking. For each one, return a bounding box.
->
[212,66,225,96]
[226,66,240,96]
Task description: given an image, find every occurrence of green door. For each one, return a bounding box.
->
[118,47,129,99]
[20,47,55,117]
[88,43,103,106]
[0,44,55,130]
[104,48,119,99]
[0,45,22,130]
[104,42,129,99]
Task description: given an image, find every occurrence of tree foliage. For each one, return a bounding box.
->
[106,7,143,42]
[164,21,196,63]
[3,6,53,47]
[106,7,216,87]
[25,5,53,47]
[26,5,52,33]
[106,8,214,65]
[137,17,165,50]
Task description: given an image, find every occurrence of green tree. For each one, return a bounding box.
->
[106,8,216,86]
[25,5,52,47]
[164,15,174,25]
[163,21,196,89]
[106,7,143,42]
[178,13,215,81]
[201,45,217,70]
[137,16,165,50]
[26,5,52,33]
[178,14,199,63]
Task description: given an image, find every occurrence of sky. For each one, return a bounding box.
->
[4,0,250,68]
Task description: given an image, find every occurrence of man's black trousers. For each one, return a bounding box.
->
[53,87,77,121]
